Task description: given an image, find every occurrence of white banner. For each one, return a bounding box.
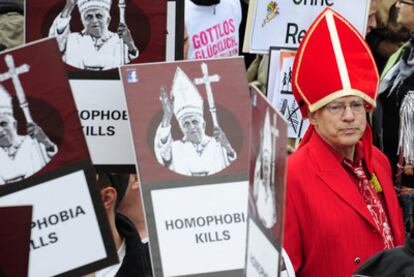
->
[151,181,248,276]
[243,0,369,53]
[0,170,107,277]
[268,49,309,139]
[246,219,280,277]
[70,80,135,166]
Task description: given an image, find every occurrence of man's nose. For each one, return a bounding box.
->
[90,15,98,23]
[342,106,356,121]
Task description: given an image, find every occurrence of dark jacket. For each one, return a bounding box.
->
[353,237,414,277]
[372,38,414,187]
[115,213,152,277]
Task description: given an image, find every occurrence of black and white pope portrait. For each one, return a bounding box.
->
[154,64,237,177]
[0,56,58,184]
[48,0,139,71]
[253,109,277,229]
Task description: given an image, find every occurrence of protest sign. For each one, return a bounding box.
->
[0,206,32,277]
[267,48,309,139]
[26,0,168,169]
[243,0,370,53]
[120,57,251,276]
[245,86,288,277]
[0,38,117,276]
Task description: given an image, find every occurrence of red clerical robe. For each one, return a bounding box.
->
[284,130,405,277]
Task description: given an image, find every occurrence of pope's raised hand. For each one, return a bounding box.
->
[160,87,173,127]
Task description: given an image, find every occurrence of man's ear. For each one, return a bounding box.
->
[308,111,318,126]
[100,187,117,210]
[129,174,139,190]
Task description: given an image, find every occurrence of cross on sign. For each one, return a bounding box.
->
[0,54,31,122]
[194,63,221,127]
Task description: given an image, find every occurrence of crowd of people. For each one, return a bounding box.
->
[1,0,414,276]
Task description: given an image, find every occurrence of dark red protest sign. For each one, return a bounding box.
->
[0,38,117,277]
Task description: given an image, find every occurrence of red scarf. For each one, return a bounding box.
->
[342,146,395,249]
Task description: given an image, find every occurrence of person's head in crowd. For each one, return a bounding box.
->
[189,0,220,5]
[308,96,368,159]
[376,0,397,27]
[367,0,378,34]
[78,0,112,38]
[96,172,129,248]
[95,172,153,276]
[96,172,129,211]
[395,0,414,31]
[0,0,24,51]
[117,174,148,240]
[293,9,378,160]
[374,0,410,34]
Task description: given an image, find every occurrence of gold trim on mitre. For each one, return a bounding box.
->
[308,88,377,113]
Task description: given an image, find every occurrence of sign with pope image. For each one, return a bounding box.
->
[0,38,117,277]
[120,57,251,276]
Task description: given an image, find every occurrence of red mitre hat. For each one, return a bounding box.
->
[292,8,379,118]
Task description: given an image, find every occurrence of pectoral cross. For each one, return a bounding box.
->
[194,63,221,127]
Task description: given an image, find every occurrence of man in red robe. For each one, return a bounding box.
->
[283,8,405,277]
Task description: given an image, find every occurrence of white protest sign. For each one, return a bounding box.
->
[121,58,251,276]
[70,80,135,167]
[243,0,369,53]
[0,170,107,277]
[246,86,288,277]
[151,181,248,276]
[246,219,280,277]
[268,49,309,139]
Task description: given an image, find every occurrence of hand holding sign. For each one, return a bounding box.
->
[213,126,235,157]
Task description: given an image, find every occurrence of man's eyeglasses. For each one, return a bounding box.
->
[398,0,414,5]
[324,101,366,115]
